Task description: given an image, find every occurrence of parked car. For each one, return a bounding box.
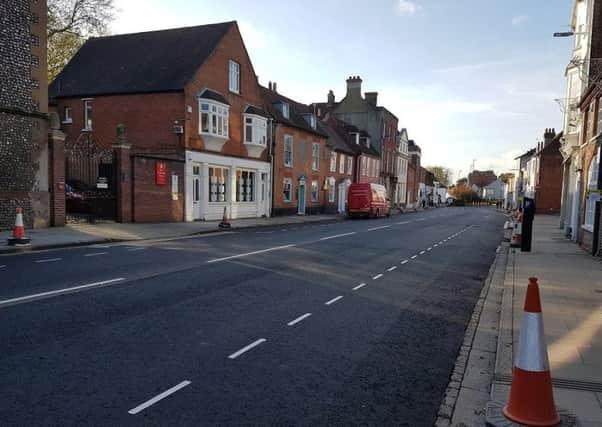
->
[347,183,391,218]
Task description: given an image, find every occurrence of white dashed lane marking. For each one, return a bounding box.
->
[228,339,267,360]
[84,252,108,257]
[411,255,417,259]
[325,296,343,306]
[287,313,312,326]
[0,277,126,308]
[128,381,191,415]
[207,244,296,263]
[319,232,356,241]
[372,274,383,280]
[127,247,146,252]
[401,260,409,264]
[387,266,397,272]
[367,225,392,232]
[0,265,6,269]
[353,283,366,291]
[35,258,62,263]
[419,251,425,255]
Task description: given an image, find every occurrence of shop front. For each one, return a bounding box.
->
[184,151,271,221]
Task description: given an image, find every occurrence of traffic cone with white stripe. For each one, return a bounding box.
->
[218,206,231,229]
[7,207,31,246]
[503,277,559,426]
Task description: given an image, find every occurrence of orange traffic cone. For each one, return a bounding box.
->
[219,206,231,229]
[503,277,559,426]
[7,207,31,246]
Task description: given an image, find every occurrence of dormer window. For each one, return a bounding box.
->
[302,113,317,129]
[282,103,290,119]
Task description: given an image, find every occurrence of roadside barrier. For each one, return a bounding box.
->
[503,277,560,426]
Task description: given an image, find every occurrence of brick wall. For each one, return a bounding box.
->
[535,140,563,214]
[132,156,184,222]
[57,92,184,153]
[272,124,328,216]
[0,0,48,230]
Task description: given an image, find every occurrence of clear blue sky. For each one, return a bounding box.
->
[112,0,574,179]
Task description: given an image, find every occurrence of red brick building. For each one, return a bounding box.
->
[534,130,563,214]
[320,115,380,213]
[261,83,329,216]
[49,21,271,222]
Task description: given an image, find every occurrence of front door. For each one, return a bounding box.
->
[192,164,201,220]
[298,179,306,215]
[338,183,346,213]
[258,172,267,217]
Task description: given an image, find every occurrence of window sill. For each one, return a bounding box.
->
[62,120,72,124]
[82,128,93,132]
[200,132,228,152]
[582,224,594,233]
[243,141,267,158]
[284,164,293,168]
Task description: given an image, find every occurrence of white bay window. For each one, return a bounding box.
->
[199,95,229,152]
[243,113,267,158]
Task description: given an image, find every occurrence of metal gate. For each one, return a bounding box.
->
[65,132,116,222]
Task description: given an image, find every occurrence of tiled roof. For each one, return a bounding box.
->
[244,104,268,118]
[199,88,230,105]
[49,22,234,99]
[259,86,327,137]
[321,116,379,158]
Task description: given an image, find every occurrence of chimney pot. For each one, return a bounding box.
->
[273,82,277,92]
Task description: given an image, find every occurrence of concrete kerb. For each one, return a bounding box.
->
[435,241,510,427]
[0,216,348,255]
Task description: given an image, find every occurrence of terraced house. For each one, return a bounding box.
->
[49,21,271,223]
[261,83,329,216]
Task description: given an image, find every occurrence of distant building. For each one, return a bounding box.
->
[397,129,410,207]
[534,130,563,214]
[407,140,421,208]
[312,76,400,201]
[468,170,497,189]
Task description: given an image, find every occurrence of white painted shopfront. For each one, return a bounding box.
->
[184,150,271,221]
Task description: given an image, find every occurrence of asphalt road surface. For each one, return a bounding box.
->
[0,207,505,426]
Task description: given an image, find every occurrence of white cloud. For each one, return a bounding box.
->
[512,15,528,26]
[397,0,420,16]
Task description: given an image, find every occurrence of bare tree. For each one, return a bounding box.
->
[48,0,116,81]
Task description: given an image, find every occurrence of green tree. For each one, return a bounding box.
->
[48,0,116,82]
[498,173,514,184]
[426,166,452,186]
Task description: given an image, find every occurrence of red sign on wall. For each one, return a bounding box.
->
[156,162,167,185]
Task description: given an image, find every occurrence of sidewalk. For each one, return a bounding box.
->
[439,215,602,427]
[0,214,345,254]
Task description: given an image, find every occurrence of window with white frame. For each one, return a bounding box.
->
[330,151,337,172]
[244,114,267,145]
[584,147,601,231]
[229,60,240,94]
[63,106,72,123]
[208,166,229,202]
[346,156,353,175]
[83,99,92,130]
[328,179,335,202]
[236,170,255,202]
[200,101,229,138]
[312,143,320,171]
[311,180,319,202]
[283,178,292,202]
[339,154,345,174]
[284,135,293,167]
[281,103,290,119]
[361,156,366,176]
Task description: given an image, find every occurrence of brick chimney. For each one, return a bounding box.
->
[327,90,335,107]
[543,128,556,146]
[346,75,363,99]
[365,92,378,107]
